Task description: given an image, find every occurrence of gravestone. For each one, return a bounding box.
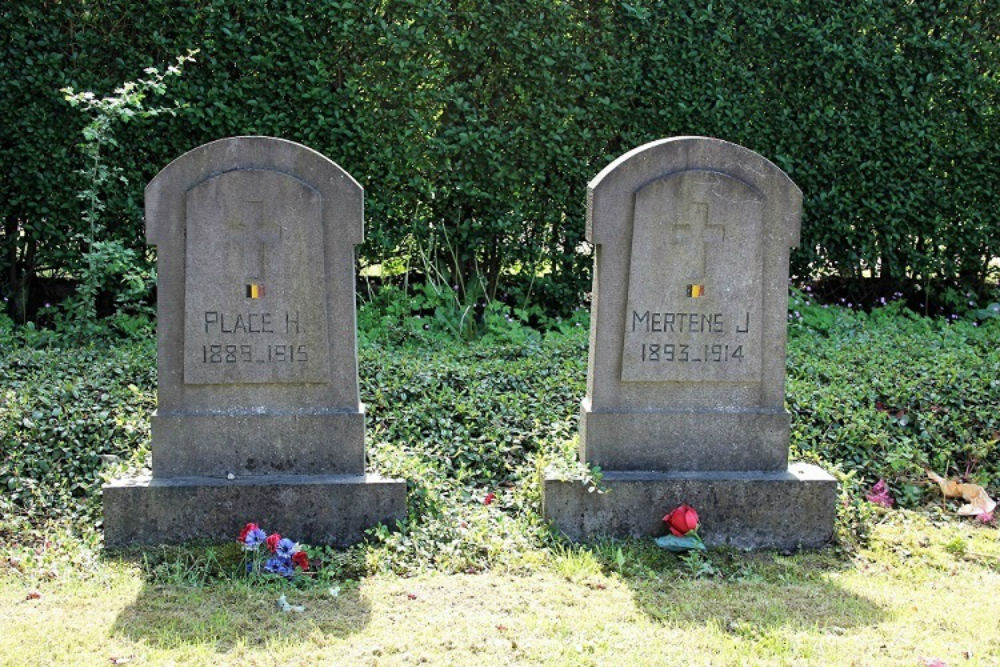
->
[103,136,406,547]
[543,137,836,549]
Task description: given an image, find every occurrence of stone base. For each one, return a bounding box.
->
[542,463,837,550]
[580,403,790,472]
[103,473,406,548]
[151,409,366,476]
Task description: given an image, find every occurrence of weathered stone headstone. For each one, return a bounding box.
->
[104,137,405,546]
[543,137,836,549]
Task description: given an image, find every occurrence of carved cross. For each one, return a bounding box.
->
[228,200,281,280]
[671,201,724,279]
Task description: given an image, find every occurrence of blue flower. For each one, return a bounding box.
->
[276,538,296,558]
[264,555,294,577]
[244,527,267,550]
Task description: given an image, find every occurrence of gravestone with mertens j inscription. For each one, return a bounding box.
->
[543,136,836,549]
[103,136,405,546]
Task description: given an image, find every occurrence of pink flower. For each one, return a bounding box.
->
[866,479,894,508]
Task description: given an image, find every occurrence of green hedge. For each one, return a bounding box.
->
[2,0,997,321]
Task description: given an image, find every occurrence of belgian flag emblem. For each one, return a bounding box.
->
[687,284,706,298]
[246,284,265,299]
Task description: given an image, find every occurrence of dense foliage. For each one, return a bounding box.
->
[2,1,997,323]
[787,293,1000,508]
[2,299,998,568]
[0,339,156,527]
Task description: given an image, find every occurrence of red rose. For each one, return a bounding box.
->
[265,533,281,553]
[292,551,309,571]
[238,522,259,542]
[663,504,699,537]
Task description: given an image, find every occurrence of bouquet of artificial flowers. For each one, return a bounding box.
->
[239,522,310,578]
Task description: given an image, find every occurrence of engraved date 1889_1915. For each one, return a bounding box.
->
[201,342,307,364]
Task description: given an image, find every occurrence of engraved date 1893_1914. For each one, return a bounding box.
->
[631,309,750,365]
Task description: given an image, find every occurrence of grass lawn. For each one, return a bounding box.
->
[2,511,998,666]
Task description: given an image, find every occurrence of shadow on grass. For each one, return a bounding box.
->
[106,544,372,650]
[578,540,886,634]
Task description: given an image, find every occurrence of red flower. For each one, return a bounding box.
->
[292,551,309,571]
[663,504,699,537]
[265,533,281,553]
[238,522,259,542]
[484,492,496,506]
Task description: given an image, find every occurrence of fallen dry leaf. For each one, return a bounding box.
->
[927,470,963,498]
[956,485,996,516]
[25,591,41,600]
[927,470,996,516]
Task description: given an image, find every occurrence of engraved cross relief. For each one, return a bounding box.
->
[670,201,725,280]
[228,200,281,281]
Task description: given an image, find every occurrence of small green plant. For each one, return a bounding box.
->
[679,549,720,578]
[59,49,197,340]
[943,535,968,556]
[537,436,605,495]
[140,545,230,587]
[971,302,1000,322]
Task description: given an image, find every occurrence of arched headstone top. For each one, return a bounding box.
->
[143,135,366,474]
[587,136,800,249]
[546,137,834,549]
[146,136,363,246]
[103,139,406,549]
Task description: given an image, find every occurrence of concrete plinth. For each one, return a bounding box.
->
[150,410,366,476]
[103,473,406,548]
[543,463,837,550]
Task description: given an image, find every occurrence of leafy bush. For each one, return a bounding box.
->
[788,295,1000,507]
[0,341,156,529]
[359,323,587,571]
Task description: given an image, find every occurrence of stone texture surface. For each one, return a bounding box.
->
[581,136,802,471]
[183,168,330,385]
[543,136,835,547]
[543,464,837,549]
[104,474,406,547]
[145,136,365,471]
[579,403,788,472]
[150,410,365,477]
[104,137,405,546]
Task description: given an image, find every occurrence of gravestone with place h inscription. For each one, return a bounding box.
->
[543,136,836,549]
[103,136,406,547]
